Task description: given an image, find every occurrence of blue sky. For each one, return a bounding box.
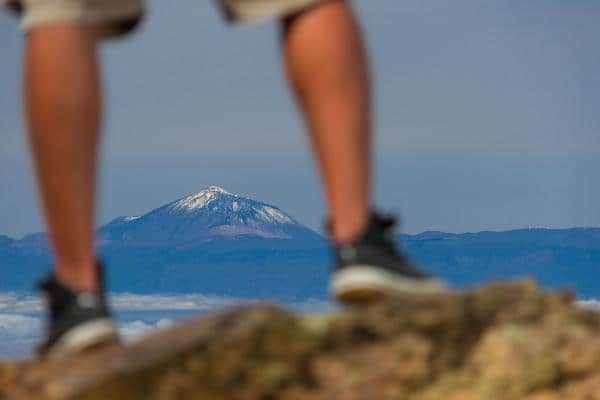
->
[1,0,599,237]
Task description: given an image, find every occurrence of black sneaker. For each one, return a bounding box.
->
[329,212,446,302]
[37,263,118,358]
[4,0,22,14]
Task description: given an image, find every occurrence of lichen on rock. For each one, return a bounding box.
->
[1,280,600,400]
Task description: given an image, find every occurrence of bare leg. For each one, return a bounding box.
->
[282,0,372,244]
[25,24,102,292]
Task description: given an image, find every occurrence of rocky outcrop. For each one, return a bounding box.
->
[2,281,600,399]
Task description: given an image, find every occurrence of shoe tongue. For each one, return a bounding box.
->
[356,212,397,247]
[372,212,397,228]
[323,212,398,243]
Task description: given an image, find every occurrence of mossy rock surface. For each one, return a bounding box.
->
[2,281,600,400]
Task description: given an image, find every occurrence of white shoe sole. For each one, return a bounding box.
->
[46,318,118,358]
[331,265,447,302]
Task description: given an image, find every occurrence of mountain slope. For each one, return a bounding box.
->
[98,186,322,245]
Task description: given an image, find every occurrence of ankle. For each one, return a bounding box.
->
[55,261,100,292]
[331,210,370,245]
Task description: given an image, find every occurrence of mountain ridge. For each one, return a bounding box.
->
[1,187,598,299]
[5,225,600,245]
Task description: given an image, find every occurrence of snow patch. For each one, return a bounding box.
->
[207,186,230,194]
[258,206,293,224]
[171,186,232,211]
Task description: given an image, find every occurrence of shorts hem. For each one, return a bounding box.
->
[223,0,325,24]
[20,0,143,39]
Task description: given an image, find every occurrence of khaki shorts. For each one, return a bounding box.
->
[5,0,325,39]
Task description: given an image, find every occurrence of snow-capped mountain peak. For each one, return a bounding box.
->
[166,186,294,225]
[171,186,233,211]
[98,186,320,244]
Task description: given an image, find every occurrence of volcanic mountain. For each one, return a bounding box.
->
[1,188,599,298]
[98,186,323,246]
[0,187,330,297]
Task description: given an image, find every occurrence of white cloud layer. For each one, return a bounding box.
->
[578,299,600,311]
[0,314,172,342]
[109,293,242,311]
[0,292,245,314]
[0,313,41,339]
[0,293,44,313]
[0,292,333,360]
[119,318,175,340]
[3,294,595,360]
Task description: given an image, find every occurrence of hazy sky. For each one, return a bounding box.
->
[1,0,599,237]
